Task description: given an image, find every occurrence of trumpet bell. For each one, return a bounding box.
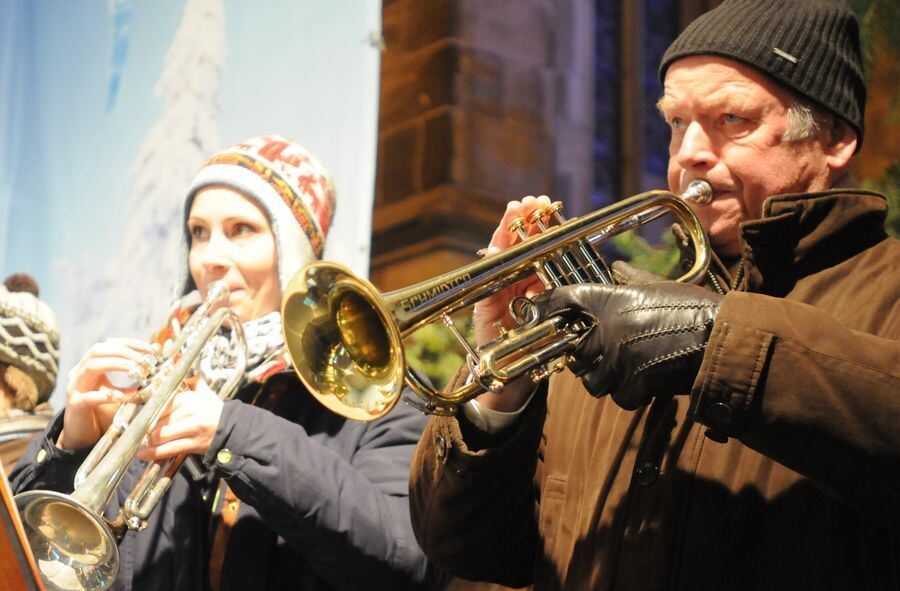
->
[15,490,119,591]
[282,262,405,422]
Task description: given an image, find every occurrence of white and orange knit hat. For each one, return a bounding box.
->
[176,135,337,296]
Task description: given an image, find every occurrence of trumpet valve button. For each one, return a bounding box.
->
[527,209,545,224]
[507,217,526,233]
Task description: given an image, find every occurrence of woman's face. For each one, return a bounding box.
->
[187,187,280,322]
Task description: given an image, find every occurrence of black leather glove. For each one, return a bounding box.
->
[609,260,667,285]
[534,282,723,409]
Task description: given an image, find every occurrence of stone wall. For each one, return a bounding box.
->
[372,0,596,291]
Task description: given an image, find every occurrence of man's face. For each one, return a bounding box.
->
[660,56,834,256]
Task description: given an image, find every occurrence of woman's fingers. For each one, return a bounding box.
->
[67,387,127,409]
[76,340,155,368]
[139,389,225,460]
[68,339,155,394]
[145,419,199,448]
[138,439,195,463]
[58,387,127,451]
[59,338,154,451]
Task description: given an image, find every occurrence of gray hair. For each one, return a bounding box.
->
[783,100,823,141]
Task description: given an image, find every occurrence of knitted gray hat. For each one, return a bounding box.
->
[175,135,337,297]
[660,0,866,147]
[0,274,60,400]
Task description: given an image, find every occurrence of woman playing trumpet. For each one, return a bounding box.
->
[11,135,440,591]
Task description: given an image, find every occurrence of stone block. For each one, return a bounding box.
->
[406,0,457,52]
[505,65,550,122]
[380,44,459,130]
[456,48,504,116]
[422,111,453,190]
[457,111,553,199]
[377,125,418,205]
[458,0,555,67]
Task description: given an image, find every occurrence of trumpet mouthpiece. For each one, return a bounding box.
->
[206,281,231,304]
[682,180,713,205]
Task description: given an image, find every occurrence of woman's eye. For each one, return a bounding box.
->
[189,226,208,240]
[232,222,255,237]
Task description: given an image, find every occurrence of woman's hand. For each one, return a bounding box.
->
[138,386,225,462]
[472,195,551,412]
[58,338,156,451]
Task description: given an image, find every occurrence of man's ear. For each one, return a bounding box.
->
[825,119,857,174]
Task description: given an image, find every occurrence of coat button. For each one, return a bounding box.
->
[634,462,660,486]
[36,449,47,464]
[435,434,447,461]
[216,449,233,465]
[705,402,734,428]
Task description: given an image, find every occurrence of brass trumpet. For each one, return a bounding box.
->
[14,281,247,591]
[282,182,712,422]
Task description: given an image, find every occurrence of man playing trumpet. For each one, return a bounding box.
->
[409,1,900,589]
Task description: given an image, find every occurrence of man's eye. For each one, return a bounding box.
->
[722,113,744,124]
[670,117,685,130]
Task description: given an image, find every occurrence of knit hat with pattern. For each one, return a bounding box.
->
[0,274,60,401]
[176,135,337,296]
[659,0,866,147]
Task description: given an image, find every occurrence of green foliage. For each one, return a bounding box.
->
[405,316,472,390]
[846,0,900,122]
[847,0,900,239]
[862,162,900,238]
[610,230,681,279]
[846,0,900,65]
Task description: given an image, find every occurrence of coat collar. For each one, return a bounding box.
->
[724,185,887,296]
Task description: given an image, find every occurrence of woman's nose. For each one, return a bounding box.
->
[198,232,231,272]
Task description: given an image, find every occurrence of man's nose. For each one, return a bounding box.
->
[675,121,716,170]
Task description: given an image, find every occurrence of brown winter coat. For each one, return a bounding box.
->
[409,188,900,591]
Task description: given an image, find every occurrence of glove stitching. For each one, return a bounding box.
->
[620,302,719,314]
[619,323,708,348]
[634,343,707,375]
[545,303,595,321]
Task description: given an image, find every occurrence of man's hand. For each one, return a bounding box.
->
[534,282,722,409]
[471,196,550,412]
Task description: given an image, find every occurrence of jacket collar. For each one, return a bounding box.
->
[723,184,888,296]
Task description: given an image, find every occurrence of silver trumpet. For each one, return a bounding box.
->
[281,181,713,422]
[14,281,247,591]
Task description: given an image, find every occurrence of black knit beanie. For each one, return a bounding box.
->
[659,0,866,148]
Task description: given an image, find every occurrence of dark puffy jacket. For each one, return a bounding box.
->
[13,371,444,591]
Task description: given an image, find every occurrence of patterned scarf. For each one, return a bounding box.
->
[198,310,288,392]
[159,293,289,394]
